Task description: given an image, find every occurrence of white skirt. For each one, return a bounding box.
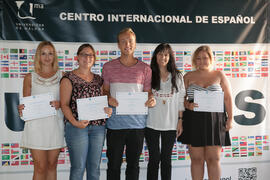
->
[20,112,66,150]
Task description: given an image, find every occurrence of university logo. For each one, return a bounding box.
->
[15,1,44,20]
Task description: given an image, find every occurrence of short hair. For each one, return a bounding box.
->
[34,41,58,73]
[117,27,136,43]
[191,45,214,69]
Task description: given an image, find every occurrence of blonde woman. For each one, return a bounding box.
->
[178,45,232,180]
[19,41,65,180]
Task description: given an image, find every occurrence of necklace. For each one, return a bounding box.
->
[153,90,173,105]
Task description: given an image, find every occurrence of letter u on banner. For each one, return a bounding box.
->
[4,93,25,131]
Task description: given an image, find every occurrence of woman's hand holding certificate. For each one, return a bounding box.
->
[20,93,56,121]
[76,95,109,121]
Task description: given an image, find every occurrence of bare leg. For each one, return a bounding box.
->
[188,145,205,180]
[46,149,61,180]
[205,146,222,180]
[31,149,48,180]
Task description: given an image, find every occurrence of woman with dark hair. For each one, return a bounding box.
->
[145,43,185,180]
[60,44,112,180]
[178,45,232,180]
[18,41,65,180]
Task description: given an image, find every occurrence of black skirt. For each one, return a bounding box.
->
[177,109,231,147]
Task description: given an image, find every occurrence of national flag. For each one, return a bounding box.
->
[11,161,19,166]
[223,68,230,72]
[240,136,247,141]
[261,67,268,71]
[19,55,27,60]
[216,57,223,61]
[28,61,34,66]
[232,73,239,78]
[2,149,10,154]
[20,154,29,160]
[240,152,247,157]
[109,51,117,55]
[239,62,247,66]
[10,73,19,78]
[255,146,262,151]
[255,51,261,55]
[178,156,185,160]
[214,51,223,56]
[224,153,231,157]
[65,62,73,67]
[231,51,238,56]
[263,146,269,150]
[261,73,268,77]
[1,60,9,66]
[248,152,254,156]
[2,161,10,166]
[2,143,10,148]
[256,151,262,156]
[176,62,183,67]
[239,56,247,61]
[224,62,230,67]
[261,55,268,60]
[224,51,230,56]
[65,50,69,55]
[232,147,239,152]
[10,49,18,53]
[255,136,263,141]
[20,61,28,66]
[261,60,268,67]
[224,57,230,61]
[216,67,223,71]
[29,49,36,54]
[11,143,19,148]
[21,160,29,165]
[248,62,254,66]
[143,57,150,61]
[231,57,238,61]
[1,73,9,78]
[240,147,247,152]
[0,48,9,53]
[176,57,183,61]
[100,50,108,55]
[240,142,247,146]
[232,137,238,141]
[248,147,255,151]
[255,141,262,146]
[262,50,268,55]
[263,141,269,144]
[248,50,254,55]
[10,61,19,66]
[58,56,64,61]
[232,153,239,157]
[22,149,29,154]
[1,67,9,72]
[11,155,19,160]
[65,56,73,61]
[231,62,239,67]
[215,62,223,67]
[19,49,27,54]
[2,155,10,160]
[20,67,28,72]
[1,54,9,59]
[263,135,269,140]
[11,149,19,154]
[240,73,247,77]
[100,57,108,61]
[239,51,246,55]
[232,142,239,146]
[184,51,191,56]
[176,51,184,56]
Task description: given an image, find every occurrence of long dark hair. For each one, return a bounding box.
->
[150,43,182,92]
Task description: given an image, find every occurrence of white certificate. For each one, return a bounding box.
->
[116,92,148,115]
[77,95,108,121]
[194,90,224,112]
[20,93,56,121]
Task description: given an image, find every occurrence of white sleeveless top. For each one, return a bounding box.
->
[20,71,66,150]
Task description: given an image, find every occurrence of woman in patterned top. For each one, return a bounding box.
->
[178,45,232,180]
[60,44,112,180]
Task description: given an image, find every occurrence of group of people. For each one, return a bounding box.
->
[18,27,233,180]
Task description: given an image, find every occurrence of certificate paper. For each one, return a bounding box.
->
[20,93,56,121]
[194,90,224,112]
[77,95,108,121]
[116,92,148,115]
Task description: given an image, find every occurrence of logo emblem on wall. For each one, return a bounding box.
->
[15,1,44,20]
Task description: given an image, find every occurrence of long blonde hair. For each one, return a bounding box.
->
[34,41,59,73]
